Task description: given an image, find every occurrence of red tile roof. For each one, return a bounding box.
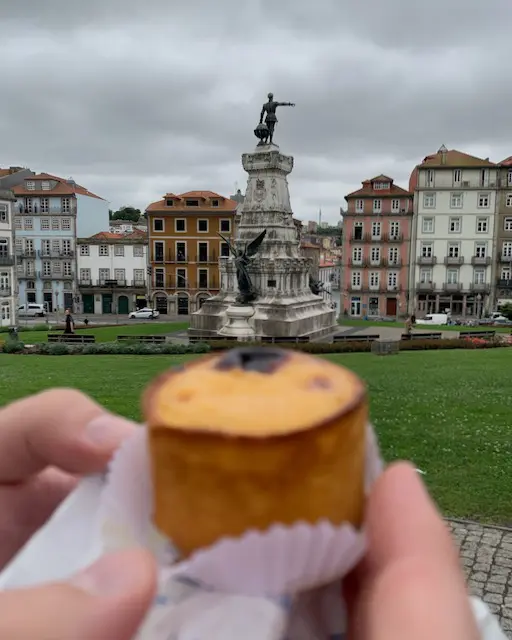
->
[12,173,104,199]
[345,175,412,199]
[147,191,237,212]
[419,149,496,168]
[84,229,147,242]
[499,156,512,167]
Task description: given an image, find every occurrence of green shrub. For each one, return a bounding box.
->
[47,343,69,356]
[2,340,25,353]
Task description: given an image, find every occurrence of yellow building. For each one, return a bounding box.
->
[145,191,237,315]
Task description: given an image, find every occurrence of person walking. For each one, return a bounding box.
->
[63,308,75,335]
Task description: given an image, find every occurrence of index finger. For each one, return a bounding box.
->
[0,389,135,483]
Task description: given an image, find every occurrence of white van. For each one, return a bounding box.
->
[17,304,46,318]
[416,313,449,326]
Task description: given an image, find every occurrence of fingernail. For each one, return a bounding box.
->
[83,414,134,450]
[70,552,143,597]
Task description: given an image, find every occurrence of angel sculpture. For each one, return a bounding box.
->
[218,229,267,305]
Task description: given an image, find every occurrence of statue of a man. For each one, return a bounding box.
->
[259,93,295,145]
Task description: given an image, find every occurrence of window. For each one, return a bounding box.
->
[211,199,219,208]
[99,268,110,281]
[80,245,90,256]
[476,217,489,233]
[373,199,382,213]
[63,262,72,277]
[42,261,51,277]
[370,247,381,264]
[114,245,125,257]
[425,170,434,187]
[154,241,164,262]
[14,217,21,230]
[153,219,164,232]
[446,269,458,284]
[453,169,462,184]
[389,221,400,239]
[166,199,174,207]
[40,218,50,230]
[62,198,71,213]
[423,193,435,208]
[176,268,187,288]
[51,239,60,255]
[450,193,463,208]
[448,243,460,258]
[175,219,186,232]
[475,243,487,258]
[41,181,50,191]
[506,194,512,207]
[40,198,49,213]
[478,193,490,208]
[480,169,489,187]
[220,219,231,233]
[62,240,72,255]
[351,271,361,288]
[449,217,461,233]
[502,242,512,258]
[504,217,512,232]
[220,242,230,257]
[15,238,22,253]
[51,218,60,230]
[371,221,381,238]
[185,200,199,207]
[133,269,144,283]
[80,268,91,283]
[0,204,7,224]
[422,217,434,233]
[387,272,398,289]
[388,247,399,264]
[41,240,50,256]
[352,247,362,263]
[198,242,208,262]
[133,245,144,257]
[373,182,390,190]
[24,198,33,213]
[508,170,512,186]
[26,261,35,276]
[114,268,125,282]
[420,268,432,283]
[0,240,8,259]
[501,266,510,280]
[99,245,109,256]
[176,242,186,262]
[473,269,485,284]
[355,199,364,213]
[391,199,400,213]
[154,268,165,288]
[353,222,363,240]
[198,269,208,289]
[24,217,33,230]
[61,218,71,230]
[421,243,433,257]
[369,272,380,289]
[197,219,208,233]
[26,181,35,191]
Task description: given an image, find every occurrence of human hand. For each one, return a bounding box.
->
[344,462,479,639]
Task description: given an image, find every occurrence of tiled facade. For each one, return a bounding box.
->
[342,175,413,318]
[0,190,16,327]
[495,159,512,308]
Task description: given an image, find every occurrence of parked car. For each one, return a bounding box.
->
[17,303,46,318]
[128,307,159,319]
[415,313,449,326]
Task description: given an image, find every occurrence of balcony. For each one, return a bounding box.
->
[443,282,462,292]
[497,279,512,289]
[348,259,368,267]
[383,259,402,267]
[195,253,219,264]
[499,253,512,263]
[17,272,36,280]
[349,234,365,244]
[368,235,383,243]
[348,284,363,293]
[38,250,75,259]
[17,206,77,215]
[0,287,11,297]
[0,255,15,266]
[384,233,404,243]
[417,256,437,266]
[132,279,146,288]
[16,250,36,259]
[469,282,491,294]
[444,256,464,266]
[38,271,75,280]
[386,285,403,293]
[79,280,93,287]
[471,256,491,266]
[416,281,436,292]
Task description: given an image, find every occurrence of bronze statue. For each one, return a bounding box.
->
[219,230,267,304]
[254,93,295,145]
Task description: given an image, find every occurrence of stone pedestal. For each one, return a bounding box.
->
[189,143,337,339]
[217,304,256,341]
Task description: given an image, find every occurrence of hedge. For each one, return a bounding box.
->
[0,341,211,356]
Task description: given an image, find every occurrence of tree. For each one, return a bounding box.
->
[110,206,141,222]
[500,303,512,320]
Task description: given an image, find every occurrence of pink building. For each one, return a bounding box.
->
[342,175,413,318]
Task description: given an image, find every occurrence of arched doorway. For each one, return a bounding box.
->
[118,295,129,315]
[155,295,168,315]
[177,294,189,315]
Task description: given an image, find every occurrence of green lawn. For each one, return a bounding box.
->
[1,349,511,524]
[13,322,189,344]
[338,318,510,333]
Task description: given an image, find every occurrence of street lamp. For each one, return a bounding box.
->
[476,293,482,320]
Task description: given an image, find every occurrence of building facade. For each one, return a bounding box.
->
[0,190,17,327]
[495,158,512,309]
[77,231,148,315]
[108,218,148,235]
[409,147,497,317]
[12,173,108,312]
[145,191,237,315]
[342,175,413,318]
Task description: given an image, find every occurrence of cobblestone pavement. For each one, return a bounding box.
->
[449,520,512,636]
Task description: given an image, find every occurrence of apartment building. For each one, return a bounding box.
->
[145,191,237,315]
[0,190,16,327]
[77,231,148,315]
[409,147,497,317]
[12,173,108,311]
[342,175,413,318]
[108,218,148,235]
[495,158,512,308]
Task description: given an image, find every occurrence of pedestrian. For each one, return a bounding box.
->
[405,315,413,337]
[63,308,75,334]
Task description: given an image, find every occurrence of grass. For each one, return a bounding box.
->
[338,318,510,333]
[11,322,189,344]
[1,349,511,524]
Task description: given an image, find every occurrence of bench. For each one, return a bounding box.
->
[333,334,379,343]
[117,335,166,343]
[261,336,310,344]
[401,332,442,340]
[47,334,96,344]
[459,330,496,339]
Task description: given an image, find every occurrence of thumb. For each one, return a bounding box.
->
[0,549,157,640]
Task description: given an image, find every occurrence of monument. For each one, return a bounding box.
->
[189,93,337,340]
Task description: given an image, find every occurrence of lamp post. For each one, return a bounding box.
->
[476,293,482,320]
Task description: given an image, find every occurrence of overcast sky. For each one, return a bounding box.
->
[1,1,511,223]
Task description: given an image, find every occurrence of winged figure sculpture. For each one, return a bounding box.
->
[219,229,267,304]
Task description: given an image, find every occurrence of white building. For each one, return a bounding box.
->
[109,218,147,235]
[0,190,17,327]
[410,146,498,317]
[77,230,148,315]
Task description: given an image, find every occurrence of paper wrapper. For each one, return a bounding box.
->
[0,424,506,640]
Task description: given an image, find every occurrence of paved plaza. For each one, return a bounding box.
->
[450,520,512,635]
